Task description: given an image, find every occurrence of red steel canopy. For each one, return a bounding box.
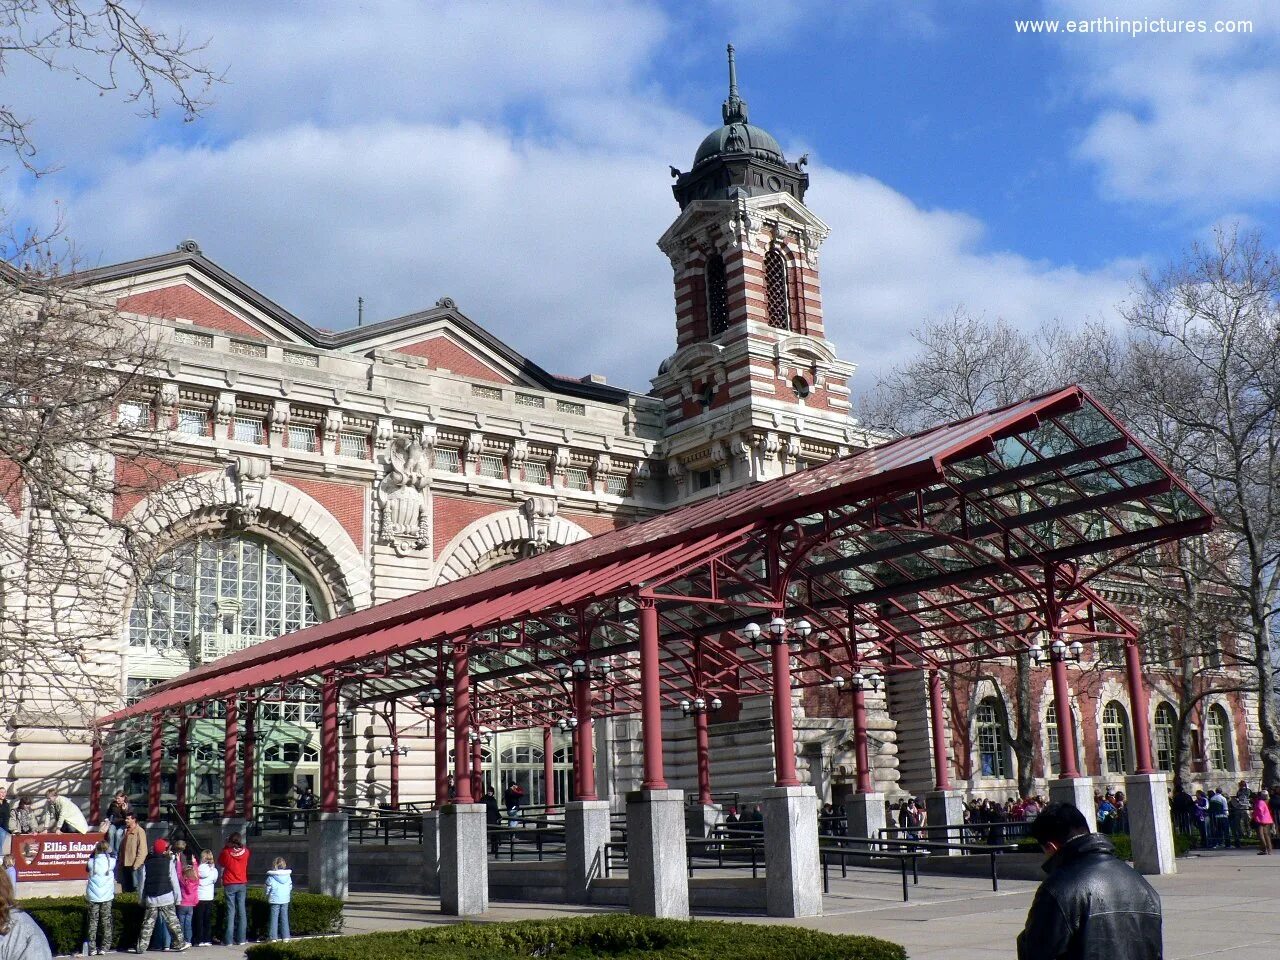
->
[102,385,1214,733]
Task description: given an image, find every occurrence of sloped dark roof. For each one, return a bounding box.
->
[69,247,632,404]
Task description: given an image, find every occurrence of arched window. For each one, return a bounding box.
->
[1045,702,1061,776]
[129,535,322,657]
[705,254,729,336]
[1101,701,1132,775]
[1206,704,1233,770]
[1153,702,1177,773]
[975,696,1010,778]
[764,247,790,330]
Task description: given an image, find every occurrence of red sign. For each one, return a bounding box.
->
[12,833,106,882]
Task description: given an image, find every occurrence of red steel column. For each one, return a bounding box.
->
[320,679,340,813]
[928,670,953,791]
[241,699,256,819]
[434,700,449,807]
[471,737,483,800]
[89,734,104,824]
[638,601,667,789]
[175,713,190,819]
[694,708,712,806]
[851,683,873,794]
[770,638,800,787]
[147,713,163,822]
[1125,640,1156,774]
[1050,653,1081,778]
[453,644,473,803]
[574,670,597,801]
[543,725,556,809]
[223,697,239,818]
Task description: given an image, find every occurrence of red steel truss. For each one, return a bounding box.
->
[98,386,1214,809]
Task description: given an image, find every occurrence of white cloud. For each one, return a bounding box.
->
[13,0,1145,399]
[1048,0,1280,208]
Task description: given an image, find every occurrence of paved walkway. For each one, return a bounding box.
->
[106,849,1280,959]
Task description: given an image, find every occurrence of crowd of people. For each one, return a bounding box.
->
[0,783,296,956]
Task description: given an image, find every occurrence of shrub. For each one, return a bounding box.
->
[20,889,342,956]
[244,915,906,960]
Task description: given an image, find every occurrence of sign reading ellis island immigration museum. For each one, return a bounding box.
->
[13,833,106,882]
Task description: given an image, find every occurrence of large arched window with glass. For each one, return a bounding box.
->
[1101,702,1132,775]
[1206,704,1234,771]
[975,696,1010,778]
[1153,702,1178,773]
[705,253,729,336]
[764,247,790,330]
[129,536,323,660]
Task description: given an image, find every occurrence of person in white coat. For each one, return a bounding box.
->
[193,850,218,947]
[84,841,116,955]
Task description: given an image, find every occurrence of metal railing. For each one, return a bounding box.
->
[487,824,567,861]
[825,835,1020,901]
[879,820,1034,846]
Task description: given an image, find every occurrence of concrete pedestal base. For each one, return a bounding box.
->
[762,785,822,918]
[843,792,886,840]
[685,803,723,839]
[1125,773,1177,875]
[307,812,349,899]
[1049,777,1098,833]
[566,800,611,902]
[440,803,488,916]
[925,790,966,855]
[421,810,441,895]
[625,789,689,918]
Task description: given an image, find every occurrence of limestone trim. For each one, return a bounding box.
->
[433,506,590,586]
[116,468,373,616]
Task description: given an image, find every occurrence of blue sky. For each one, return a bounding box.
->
[8,0,1280,396]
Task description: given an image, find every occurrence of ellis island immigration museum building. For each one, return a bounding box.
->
[4,51,1259,856]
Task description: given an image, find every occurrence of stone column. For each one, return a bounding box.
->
[565,799,611,902]
[761,785,822,918]
[685,803,722,839]
[421,810,441,895]
[1125,773,1177,875]
[625,788,688,918]
[439,803,488,916]
[844,792,886,840]
[308,811,349,898]
[925,791,965,854]
[1049,777,1098,833]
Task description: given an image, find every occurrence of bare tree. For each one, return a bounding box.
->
[1079,227,1280,785]
[863,309,1054,796]
[0,0,217,172]
[0,2,219,738]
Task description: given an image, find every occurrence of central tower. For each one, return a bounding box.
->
[653,44,858,503]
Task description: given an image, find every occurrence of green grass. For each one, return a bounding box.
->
[22,889,342,955]
[244,915,906,960]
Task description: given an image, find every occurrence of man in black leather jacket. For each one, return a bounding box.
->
[1017,802,1162,960]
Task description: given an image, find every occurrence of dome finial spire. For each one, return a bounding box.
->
[722,42,748,124]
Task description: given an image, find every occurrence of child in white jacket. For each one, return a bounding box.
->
[193,850,217,947]
[265,857,293,942]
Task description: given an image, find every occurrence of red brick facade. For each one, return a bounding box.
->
[119,285,268,340]
[279,475,366,550]
[394,335,514,384]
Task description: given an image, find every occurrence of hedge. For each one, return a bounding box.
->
[1016,832,1193,860]
[244,915,907,960]
[19,889,343,956]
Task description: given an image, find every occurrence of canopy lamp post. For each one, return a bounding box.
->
[418,686,451,808]
[570,658,598,800]
[831,670,882,794]
[468,728,491,799]
[380,741,410,809]
[1031,632,1084,779]
[679,694,723,806]
[742,617,812,787]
